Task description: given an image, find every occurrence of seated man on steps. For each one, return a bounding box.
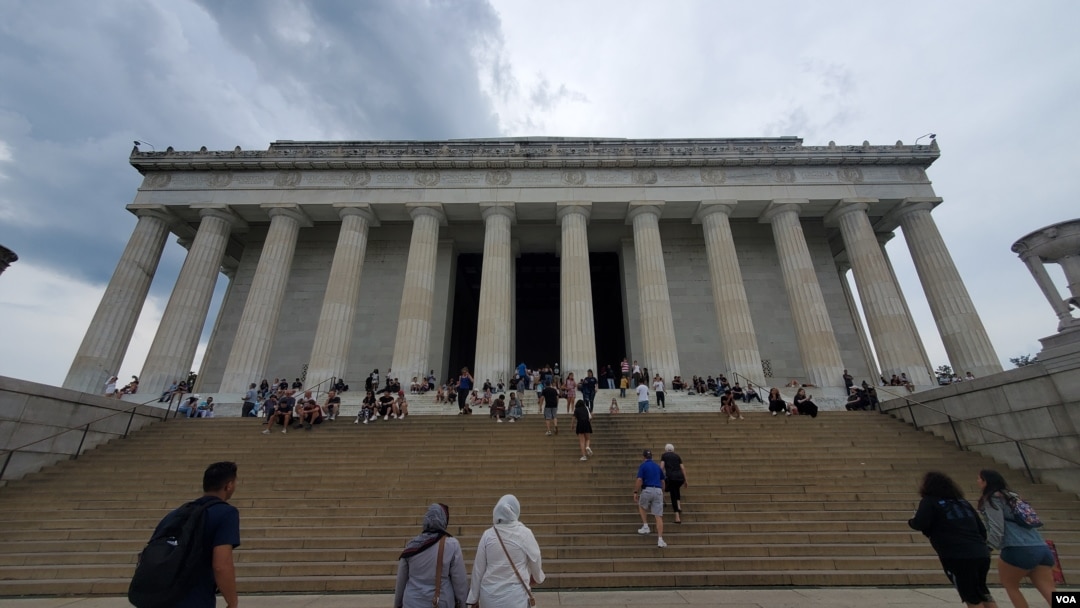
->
[264,392,295,433]
[377,391,397,420]
[322,390,341,421]
[743,383,763,403]
[298,398,324,430]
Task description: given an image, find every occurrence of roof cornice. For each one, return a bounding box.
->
[129,137,940,174]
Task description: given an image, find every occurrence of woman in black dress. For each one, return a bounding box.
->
[661,444,688,524]
[571,399,593,461]
[767,387,790,417]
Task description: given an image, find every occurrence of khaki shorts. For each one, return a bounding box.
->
[638,487,663,516]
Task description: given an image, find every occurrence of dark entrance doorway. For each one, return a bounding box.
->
[447,251,627,380]
[446,253,481,379]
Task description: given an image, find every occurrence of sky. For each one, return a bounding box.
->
[1,0,1078,387]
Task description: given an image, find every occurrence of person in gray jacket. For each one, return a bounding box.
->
[394,503,468,608]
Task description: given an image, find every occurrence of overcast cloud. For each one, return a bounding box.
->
[1,0,1077,387]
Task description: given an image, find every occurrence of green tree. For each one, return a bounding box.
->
[934,364,954,382]
[1009,354,1036,368]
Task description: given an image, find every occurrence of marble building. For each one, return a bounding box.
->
[63,137,1003,397]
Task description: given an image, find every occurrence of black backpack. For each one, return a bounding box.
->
[128,496,223,608]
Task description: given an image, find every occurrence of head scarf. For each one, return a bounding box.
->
[399,503,451,559]
[491,494,542,564]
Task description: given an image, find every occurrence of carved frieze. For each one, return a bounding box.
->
[561,170,586,186]
[632,170,658,185]
[343,171,371,187]
[485,170,512,186]
[274,171,301,187]
[146,174,171,189]
[208,173,233,188]
[415,171,441,187]
[700,168,726,185]
[837,168,864,183]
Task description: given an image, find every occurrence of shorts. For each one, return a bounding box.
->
[544,407,558,420]
[938,556,993,605]
[1000,544,1055,570]
[638,487,663,516]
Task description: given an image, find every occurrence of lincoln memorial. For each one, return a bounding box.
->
[62,137,1002,397]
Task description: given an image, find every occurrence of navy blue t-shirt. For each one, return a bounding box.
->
[637,460,664,489]
[153,497,241,608]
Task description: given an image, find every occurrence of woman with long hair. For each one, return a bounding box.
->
[908,472,996,608]
[571,399,593,461]
[564,372,577,414]
[767,388,789,417]
[507,392,523,422]
[393,503,467,608]
[467,495,545,608]
[977,469,1056,608]
[792,388,818,418]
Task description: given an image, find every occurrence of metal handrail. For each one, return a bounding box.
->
[875,385,1080,482]
[727,371,772,393]
[0,394,167,480]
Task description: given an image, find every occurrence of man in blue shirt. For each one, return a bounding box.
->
[151,461,241,608]
[580,369,599,412]
[634,449,667,548]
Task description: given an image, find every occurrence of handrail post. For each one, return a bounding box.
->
[1016,442,1036,483]
[72,424,91,461]
[947,415,964,450]
[124,406,137,439]
[0,451,13,482]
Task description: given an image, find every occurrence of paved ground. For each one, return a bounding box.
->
[0,587,1066,607]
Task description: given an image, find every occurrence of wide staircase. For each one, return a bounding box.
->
[0,409,1076,596]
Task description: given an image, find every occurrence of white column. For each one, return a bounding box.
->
[829,200,931,385]
[473,203,515,388]
[64,205,173,393]
[390,204,445,383]
[878,233,934,376]
[896,199,1003,377]
[760,201,845,387]
[695,201,762,383]
[140,205,244,396]
[219,204,310,392]
[627,202,680,379]
[838,263,880,382]
[558,202,597,380]
[306,204,379,389]
[1019,251,1076,330]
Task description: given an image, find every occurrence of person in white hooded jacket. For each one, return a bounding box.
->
[467,494,545,607]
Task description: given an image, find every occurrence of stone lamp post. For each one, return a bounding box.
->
[1013,219,1080,362]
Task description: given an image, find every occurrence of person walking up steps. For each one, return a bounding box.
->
[571,399,593,461]
[542,382,559,436]
[634,449,667,548]
[636,380,649,413]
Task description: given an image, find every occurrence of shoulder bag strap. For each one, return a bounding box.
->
[493,528,536,607]
[432,536,446,608]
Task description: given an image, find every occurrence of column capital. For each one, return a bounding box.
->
[693,200,737,224]
[626,201,664,224]
[556,201,591,224]
[262,203,313,228]
[126,203,176,225]
[191,204,247,231]
[876,231,897,246]
[480,202,517,223]
[883,197,943,225]
[823,199,874,225]
[759,199,807,224]
[333,203,380,226]
[406,203,447,225]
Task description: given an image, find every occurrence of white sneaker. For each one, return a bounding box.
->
[545,431,552,436]
[281,429,287,434]
[261,429,270,435]
[586,447,593,456]
[363,419,369,424]
[728,415,735,420]
[384,415,389,420]
[580,456,588,461]
[785,411,792,416]
[772,411,777,416]
[637,524,650,535]
[657,538,667,548]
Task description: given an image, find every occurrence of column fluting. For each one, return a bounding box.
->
[305,205,378,389]
[140,205,243,396]
[64,205,173,393]
[473,203,515,388]
[390,204,444,383]
[696,201,762,384]
[628,202,680,379]
[760,202,845,387]
[558,203,598,380]
[219,204,308,392]
[831,200,932,385]
[896,199,1003,377]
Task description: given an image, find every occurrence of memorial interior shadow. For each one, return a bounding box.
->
[446,252,626,381]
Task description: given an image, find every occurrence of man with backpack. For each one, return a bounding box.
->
[129,461,241,608]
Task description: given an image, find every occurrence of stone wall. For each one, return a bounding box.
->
[0,376,165,483]
[879,362,1080,496]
